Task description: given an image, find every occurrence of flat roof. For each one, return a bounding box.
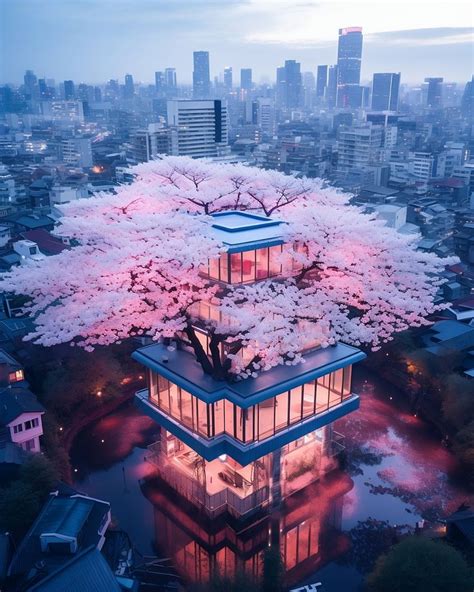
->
[210,211,285,253]
[133,341,365,407]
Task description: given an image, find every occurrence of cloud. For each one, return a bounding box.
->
[367,27,474,46]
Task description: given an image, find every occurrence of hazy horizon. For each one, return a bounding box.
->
[1,0,473,85]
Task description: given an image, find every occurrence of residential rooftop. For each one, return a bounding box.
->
[210,211,285,252]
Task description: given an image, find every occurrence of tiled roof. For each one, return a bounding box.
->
[0,386,45,425]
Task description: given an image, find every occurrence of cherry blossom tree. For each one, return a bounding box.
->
[0,156,455,380]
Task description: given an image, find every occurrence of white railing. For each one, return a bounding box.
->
[147,444,269,518]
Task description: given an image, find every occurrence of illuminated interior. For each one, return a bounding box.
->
[200,242,306,284]
[148,367,352,443]
[148,426,337,519]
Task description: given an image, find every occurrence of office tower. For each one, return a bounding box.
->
[124,74,135,99]
[63,80,75,100]
[276,60,302,109]
[240,68,252,91]
[77,83,93,103]
[223,67,233,92]
[425,77,443,109]
[94,86,102,102]
[129,124,176,163]
[303,71,315,109]
[167,99,228,158]
[256,98,275,135]
[336,27,363,108]
[193,51,211,99]
[316,65,328,98]
[371,73,401,111]
[337,124,383,170]
[23,70,37,98]
[461,76,474,119]
[38,79,51,100]
[61,138,93,168]
[134,213,365,524]
[155,71,165,94]
[165,68,177,96]
[326,65,338,108]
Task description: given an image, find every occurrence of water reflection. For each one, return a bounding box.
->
[70,367,474,590]
[141,468,353,589]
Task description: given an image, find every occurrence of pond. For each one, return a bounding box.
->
[70,367,473,590]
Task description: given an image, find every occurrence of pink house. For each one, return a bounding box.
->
[0,386,45,454]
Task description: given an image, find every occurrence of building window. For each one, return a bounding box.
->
[24,438,36,451]
[147,366,353,445]
[8,369,24,383]
[13,423,23,434]
[24,418,39,431]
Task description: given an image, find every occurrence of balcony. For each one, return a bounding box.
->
[146,440,270,519]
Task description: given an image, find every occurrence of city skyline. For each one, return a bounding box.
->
[1,0,473,84]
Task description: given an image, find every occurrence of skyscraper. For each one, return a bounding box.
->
[155,71,165,94]
[124,74,135,99]
[193,51,211,99]
[165,68,177,97]
[240,68,252,91]
[276,60,302,109]
[167,99,228,158]
[326,65,338,108]
[63,80,75,100]
[223,67,233,92]
[24,70,37,98]
[336,27,363,108]
[461,76,474,119]
[316,65,328,98]
[425,77,444,109]
[371,73,400,111]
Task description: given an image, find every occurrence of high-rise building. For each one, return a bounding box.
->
[129,124,177,164]
[337,123,383,171]
[316,65,328,98]
[326,65,338,108]
[303,72,315,109]
[256,98,275,135]
[193,51,211,99]
[425,77,443,109]
[165,68,177,96]
[276,60,302,109]
[133,212,365,524]
[371,73,401,111]
[461,76,474,119]
[63,80,75,100]
[23,70,37,98]
[336,27,363,108]
[155,71,165,94]
[223,67,233,92]
[167,99,228,159]
[124,74,135,99]
[240,68,252,91]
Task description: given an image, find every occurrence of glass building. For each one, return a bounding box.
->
[336,27,363,109]
[193,51,211,99]
[371,73,401,112]
[134,211,365,523]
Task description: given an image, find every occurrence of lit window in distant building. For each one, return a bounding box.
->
[9,369,24,383]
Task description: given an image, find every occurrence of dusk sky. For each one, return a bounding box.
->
[1,0,473,85]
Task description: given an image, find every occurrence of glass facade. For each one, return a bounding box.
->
[148,365,352,444]
[200,243,306,284]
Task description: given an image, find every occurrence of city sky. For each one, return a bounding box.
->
[1,0,473,85]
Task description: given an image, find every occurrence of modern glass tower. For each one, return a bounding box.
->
[336,27,363,109]
[193,51,211,99]
[371,73,401,111]
[134,211,365,521]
